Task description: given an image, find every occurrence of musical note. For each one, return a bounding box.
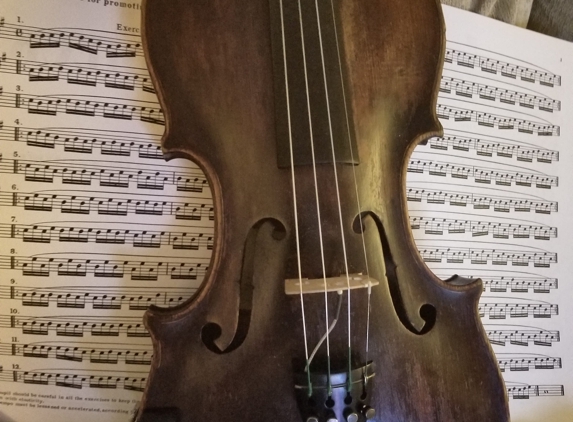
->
[410,215,556,240]
[0,342,153,365]
[0,191,214,220]
[408,159,558,189]
[0,255,210,281]
[436,104,559,136]
[444,47,561,87]
[425,133,559,164]
[0,285,194,310]
[0,55,155,93]
[0,21,144,58]
[2,315,150,337]
[406,187,557,214]
[479,301,558,319]
[496,354,562,372]
[484,326,559,347]
[2,158,208,192]
[418,246,557,267]
[435,275,558,294]
[485,277,557,293]
[0,91,164,125]
[440,76,560,112]
[4,368,148,391]
[504,383,564,399]
[0,222,214,250]
[1,125,165,159]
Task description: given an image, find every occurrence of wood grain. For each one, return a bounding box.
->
[136,0,510,420]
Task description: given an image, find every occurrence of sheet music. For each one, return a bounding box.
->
[0,1,572,422]
[407,6,573,421]
[0,1,211,421]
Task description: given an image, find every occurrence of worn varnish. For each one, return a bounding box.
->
[136,0,510,421]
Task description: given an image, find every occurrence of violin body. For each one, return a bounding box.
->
[137,0,509,421]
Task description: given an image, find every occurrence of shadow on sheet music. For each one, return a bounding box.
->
[0,411,17,422]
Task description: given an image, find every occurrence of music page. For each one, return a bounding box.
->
[0,1,212,421]
[408,5,573,422]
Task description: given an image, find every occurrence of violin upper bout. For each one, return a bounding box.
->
[338,0,446,156]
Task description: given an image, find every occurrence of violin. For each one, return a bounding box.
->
[136,0,510,420]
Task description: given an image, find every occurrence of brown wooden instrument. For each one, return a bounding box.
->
[136,0,510,420]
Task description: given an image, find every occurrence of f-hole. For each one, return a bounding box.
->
[201,219,286,354]
[353,212,436,335]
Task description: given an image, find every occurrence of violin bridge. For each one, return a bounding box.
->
[285,274,379,295]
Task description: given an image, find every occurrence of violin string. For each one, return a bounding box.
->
[297,0,333,396]
[314,0,353,392]
[279,0,312,395]
[328,0,374,385]
[306,291,343,370]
